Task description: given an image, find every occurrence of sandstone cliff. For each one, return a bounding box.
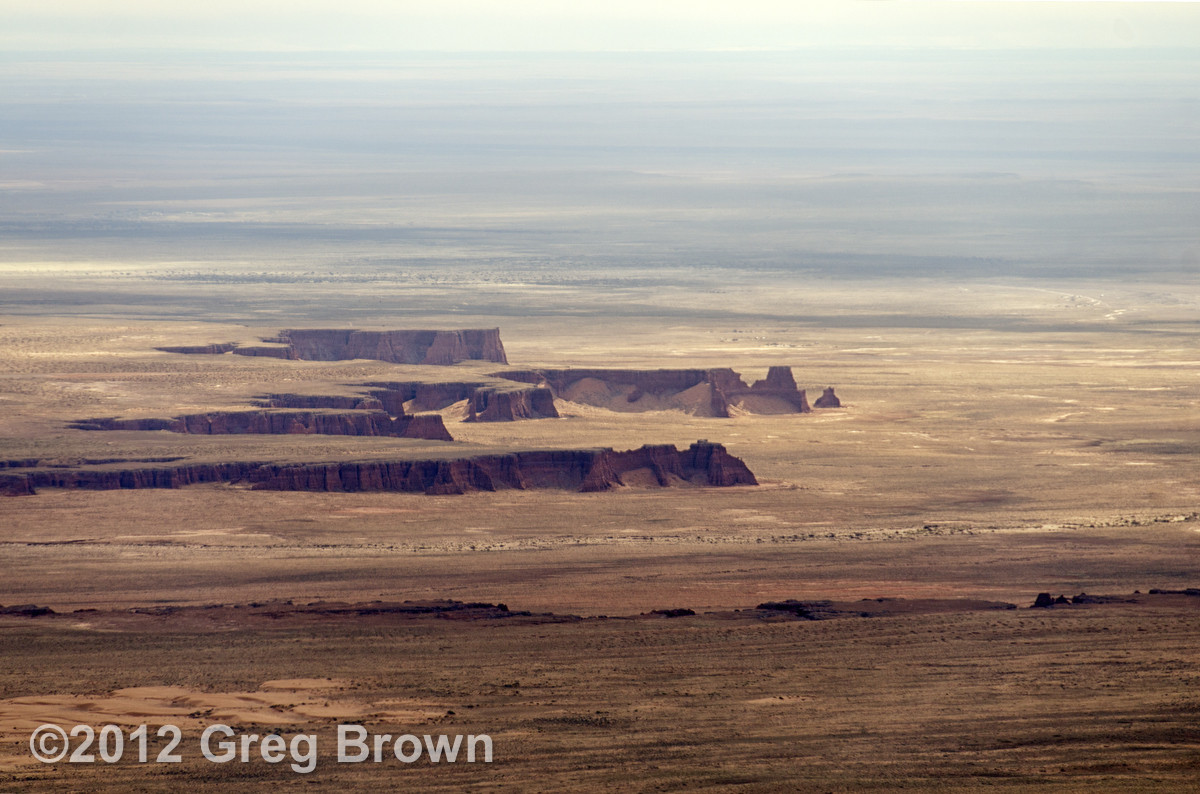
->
[257,394,386,411]
[466,387,558,422]
[362,381,559,421]
[493,367,813,417]
[155,328,508,365]
[4,442,755,497]
[279,328,507,365]
[71,410,454,441]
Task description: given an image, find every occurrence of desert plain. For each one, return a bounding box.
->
[0,266,1197,791]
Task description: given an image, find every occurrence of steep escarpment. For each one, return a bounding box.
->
[3,442,755,497]
[154,343,237,355]
[361,381,558,421]
[254,441,755,494]
[156,328,508,365]
[466,387,558,422]
[256,394,386,411]
[70,410,454,441]
[279,328,507,365]
[493,366,817,417]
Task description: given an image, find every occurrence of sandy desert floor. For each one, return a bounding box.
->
[0,270,1198,790]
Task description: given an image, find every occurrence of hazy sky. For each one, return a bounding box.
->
[4,1,1198,52]
[1,1,1196,280]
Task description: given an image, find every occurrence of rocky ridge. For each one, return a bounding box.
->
[0,441,756,497]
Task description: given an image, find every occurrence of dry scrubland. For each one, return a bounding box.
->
[1,270,1199,791]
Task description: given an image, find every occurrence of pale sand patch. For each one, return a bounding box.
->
[744,695,814,706]
[0,680,445,734]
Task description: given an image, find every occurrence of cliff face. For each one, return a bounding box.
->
[279,328,507,365]
[71,410,454,441]
[493,367,813,417]
[230,346,299,360]
[752,366,798,392]
[154,343,236,355]
[467,387,559,422]
[364,382,484,412]
[257,394,385,411]
[4,442,755,497]
[362,381,559,421]
[154,328,508,365]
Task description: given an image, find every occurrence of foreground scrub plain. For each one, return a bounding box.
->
[1,275,1198,790]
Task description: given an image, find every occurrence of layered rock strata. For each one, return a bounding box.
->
[156,328,507,365]
[70,410,453,441]
[493,367,813,417]
[2,441,755,497]
[360,381,558,421]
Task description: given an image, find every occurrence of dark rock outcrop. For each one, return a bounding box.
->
[467,387,558,422]
[362,380,558,421]
[154,328,508,365]
[0,604,55,617]
[6,441,755,497]
[493,366,812,416]
[256,394,385,411]
[814,387,841,408]
[0,474,35,496]
[230,346,299,360]
[154,343,237,355]
[279,328,507,365]
[70,410,454,441]
[752,366,798,392]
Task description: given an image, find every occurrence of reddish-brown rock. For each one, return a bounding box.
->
[814,387,841,408]
[752,366,798,392]
[0,474,34,496]
[7,442,755,497]
[71,410,453,441]
[493,367,812,416]
[363,381,558,421]
[278,328,507,365]
[256,394,385,411]
[467,387,558,422]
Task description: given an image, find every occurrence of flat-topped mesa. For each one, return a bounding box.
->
[467,387,558,422]
[154,328,508,366]
[278,328,507,365]
[492,366,812,417]
[493,368,743,417]
[360,381,559,422]
[814,387,841,408]
[256,394,386,411]
[70,410,454,441]
[3,442,756,496]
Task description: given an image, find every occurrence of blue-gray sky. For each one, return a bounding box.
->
[3,1,1198,52]
[1,2,1197,281]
